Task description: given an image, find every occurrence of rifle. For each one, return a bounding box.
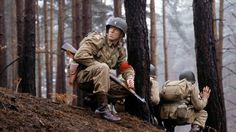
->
[61,44,146,103]
[109,73,146,103]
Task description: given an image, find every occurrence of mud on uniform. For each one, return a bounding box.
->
[74,32,135,100]
[160,81,208,128]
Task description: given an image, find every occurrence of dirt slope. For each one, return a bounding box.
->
[0,87,164,132]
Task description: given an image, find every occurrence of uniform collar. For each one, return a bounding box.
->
[106,37,121,47]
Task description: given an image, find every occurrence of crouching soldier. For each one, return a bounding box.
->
[159,71,211,132]
[149,64,160,106]
[73,17,135,122]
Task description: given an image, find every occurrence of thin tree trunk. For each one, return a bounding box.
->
[216,0,224,95]
[74,0,83,106]
[71,0,76,105]
[76,0,92,106]
[5,0,17,89]
[11,1,18,90]
[56,0,66,94]
[20,0,36,95]
[150,0,157,70]
[72,0,76,47]
[0,0,7,87]
[44,0,51,98]
[74,0,82,49]
[114,0,121,17]
[163,0,168,81]
[36,0,42,97]
[82,0,92,37]
[49,0,54,97]
[16,0,24,92]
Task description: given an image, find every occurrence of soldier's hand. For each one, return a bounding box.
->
[200,86,211,99]
[126,77,134,89]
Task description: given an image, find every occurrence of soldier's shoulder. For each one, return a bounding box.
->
[80,32,105,47]
[87,32,104,40]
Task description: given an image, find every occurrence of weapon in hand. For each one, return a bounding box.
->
[60,44,146,103]
[109,73,146,103]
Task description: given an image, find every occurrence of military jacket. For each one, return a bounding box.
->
[74,32,135,79]
[160,81,208,119]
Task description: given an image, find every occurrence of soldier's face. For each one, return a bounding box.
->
[107,26,122,41]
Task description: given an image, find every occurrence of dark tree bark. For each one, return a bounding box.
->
[0,0,7,87]
[192,0,227,131]
[76,0,92,106]
[71,0,80,106]
[124,0,151,121]
[16,0,24,92]
[19,0,36,95]
[56,0,66,94]
[82,0,92,37]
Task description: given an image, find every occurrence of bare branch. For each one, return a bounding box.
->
[223,73,235,79]
[224,0,236,10]
[229,85,236,90]
[232,12,236,19]
[223,61,236,67]
[225,99,236,107]
[223,66,236,75]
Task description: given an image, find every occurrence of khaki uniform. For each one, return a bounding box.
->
[160,81,208,128]
[150,77,160,105]
[74,32,135,98]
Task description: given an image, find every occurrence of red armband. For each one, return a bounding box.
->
[119,61,131,72]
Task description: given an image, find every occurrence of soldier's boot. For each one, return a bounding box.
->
[166,126,175,132]
[190,124,202,132]
[94,92,121,122]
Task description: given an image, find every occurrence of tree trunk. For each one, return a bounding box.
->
[82,0,92,37]
[49,0,54,97]
[76,0,92,106]
[20,0,36,95]
[216,0,224,97]
[74,0,83,49]
[16,0,25,92]
[114,0,122,17]
[36,0,42,97]
[56,0,66,94]
[150,0,157,70]
[124,0,151,121]
[44,0,51,98]
[0,0,7,87]
[163,0,168,81]
[75,0,83,106]
[192,0,227,131]
[4,0,17,89]
[72,0,76,48]
[71,0,77,106]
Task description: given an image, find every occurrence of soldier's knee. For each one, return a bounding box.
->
[98,63,109,69]
[95,63,110,73]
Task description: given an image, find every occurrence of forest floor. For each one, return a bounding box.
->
[0,87,164,132]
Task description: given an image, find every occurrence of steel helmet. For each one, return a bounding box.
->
[106,17,127,35]
[150,64,156,76]
[179,71,196,84]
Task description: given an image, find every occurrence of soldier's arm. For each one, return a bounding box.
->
[190,85,209,111]
[74,35,104,67]
[117,48,135,80]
